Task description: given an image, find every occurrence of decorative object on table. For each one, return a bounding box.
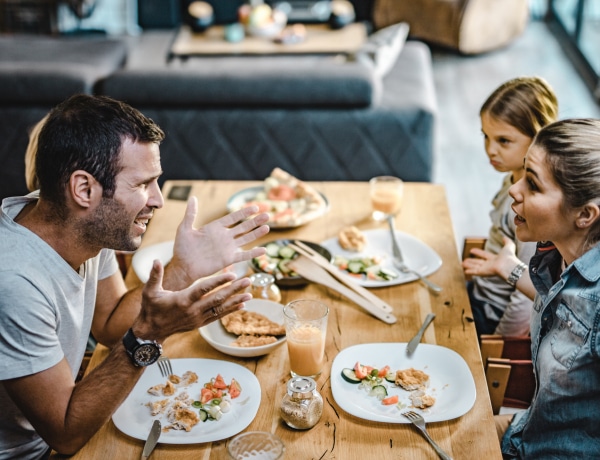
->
[331,343,477,423]
[329,0,355,29]
[199,298,287,358]
[248,273,281,302]
[283,299,329,378]
[320,229,442,288]
[274,23,307,44]
[280,376,323,429]
[224,22,245,42]
[369,175,404,221]
[387,215,443,294]
[185,1,214,32]
[141,419,161,460]
[227,431,285,460]
[238,1,287,38]
[112,359,261,444]
[406,313,436,355]
[226,167,329,229]
[250,238,332,287]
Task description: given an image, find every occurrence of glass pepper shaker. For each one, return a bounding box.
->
[280,376,323,430]
[249,273,281,303]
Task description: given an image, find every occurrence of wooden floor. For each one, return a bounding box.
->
[431,19,600,254]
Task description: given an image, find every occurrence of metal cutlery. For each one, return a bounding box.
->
[288,240,395,313]
[157,356,173,378]
[141,419,161,460]
[386,215,442,294]
[402,410,453,460]
[289,255,397,324]
[406,312,436,355]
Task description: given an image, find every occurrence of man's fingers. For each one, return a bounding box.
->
[145,259,165,291]
[181,196,199,230]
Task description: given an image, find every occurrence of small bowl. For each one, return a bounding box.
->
[250,239,332,287]
[199,299,286,358]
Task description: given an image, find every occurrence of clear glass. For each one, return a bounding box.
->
[283,299,329,378]
[227,431,285,459]
[369,176,404,221]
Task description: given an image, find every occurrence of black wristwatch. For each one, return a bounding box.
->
[122,328,162,367]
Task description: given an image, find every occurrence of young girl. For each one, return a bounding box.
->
[498,118,600,457]
[462,77,558,337]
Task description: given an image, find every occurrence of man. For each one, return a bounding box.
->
[0,94,269,458]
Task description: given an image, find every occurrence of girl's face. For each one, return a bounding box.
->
[481,112,533,178]
[509,145,574,245]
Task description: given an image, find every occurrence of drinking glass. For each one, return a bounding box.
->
[227,431,285,459]
[283,299,329,379]
[369,176,404,221]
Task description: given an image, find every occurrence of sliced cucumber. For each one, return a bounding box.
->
[385,371,396,383]
[198,408,209,422]
[265,242,281,257]
[347,260,365,274]
[379,268,398,280]
[341,368,361,384]
[369,385,388,400]
[278,245,296,259]
[278,259,294,274]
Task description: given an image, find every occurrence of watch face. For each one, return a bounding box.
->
[133,343,161,367]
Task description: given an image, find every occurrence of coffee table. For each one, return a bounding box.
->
[168,23,367,60]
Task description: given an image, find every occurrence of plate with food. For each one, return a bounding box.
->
[199,298,287,358]
[112,358,261,444]
[250,239,332,287]
[331,343,476,423]
[320,228,442,287]
[132,241,249,283]
[226,168,329,229]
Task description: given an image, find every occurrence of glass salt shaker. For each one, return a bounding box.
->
[249,273,281,303]
[280,376,323,430]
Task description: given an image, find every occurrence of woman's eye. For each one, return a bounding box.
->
[527,178,538,191]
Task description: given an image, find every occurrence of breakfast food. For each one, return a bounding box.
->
[231,334,278,347]
[395,368,430,391]
[409,389,436,409]
[338,226,367,252]
[234,167,328,227]
[221,309,285,337]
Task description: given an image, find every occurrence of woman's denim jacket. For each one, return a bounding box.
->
[502,242,600,458]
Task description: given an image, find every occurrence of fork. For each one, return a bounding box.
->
[157,356,173,378]
[386,215,443,294]
[402,411,453,460]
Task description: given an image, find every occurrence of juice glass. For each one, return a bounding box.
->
[369,176,404,221]
[283,299,329,379]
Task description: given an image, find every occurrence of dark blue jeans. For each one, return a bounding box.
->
[467,281,500,337]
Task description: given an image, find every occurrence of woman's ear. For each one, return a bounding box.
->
[69,170,100,208]
[576,202,600,229]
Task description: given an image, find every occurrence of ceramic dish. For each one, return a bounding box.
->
[226,185,329,229]
[250,239,332,287]
[199,298,286,358]
[132,240,249,283]
[320,229,442,288]
[112,358,261,444]
[331,343,476,423]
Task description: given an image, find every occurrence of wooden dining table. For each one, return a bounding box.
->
[57,180,502,459]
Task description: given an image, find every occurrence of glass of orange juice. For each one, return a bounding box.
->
[369,176,404,221]
[283,299,329,379]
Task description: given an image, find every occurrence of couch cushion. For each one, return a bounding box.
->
[0,36,127,104]
[354,22,410,79]
[101,56,380,108]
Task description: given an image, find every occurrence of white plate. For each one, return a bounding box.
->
[331,343,476,423]
[132,241,249,283]
[199,299,286,358]
[226,185,329,229]
[112,358,261,444]
[320,229,442,287]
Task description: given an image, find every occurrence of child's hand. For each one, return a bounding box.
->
[462,237,520,279]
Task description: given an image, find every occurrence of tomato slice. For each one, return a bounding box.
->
[377,365,391,378]
[213,374,228,390]
[200,387,213,404]
[353,361,368,380]
[382,395,399,405]
[229,378,242,399]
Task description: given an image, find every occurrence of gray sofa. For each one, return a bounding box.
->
[0,30,436,200]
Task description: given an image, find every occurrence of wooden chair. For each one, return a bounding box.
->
[480,334,535,414]
[462,236,487,281]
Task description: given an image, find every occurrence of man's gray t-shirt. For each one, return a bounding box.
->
[0,194,119,459]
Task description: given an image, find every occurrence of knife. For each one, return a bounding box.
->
[141,419,161,460]
[406,313,436,355]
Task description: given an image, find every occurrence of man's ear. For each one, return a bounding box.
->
[575,202,600,229]
[69,170,100,208]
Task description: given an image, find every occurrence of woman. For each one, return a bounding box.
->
[499,118,600,457]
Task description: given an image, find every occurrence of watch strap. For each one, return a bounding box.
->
[507,262,527,287]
